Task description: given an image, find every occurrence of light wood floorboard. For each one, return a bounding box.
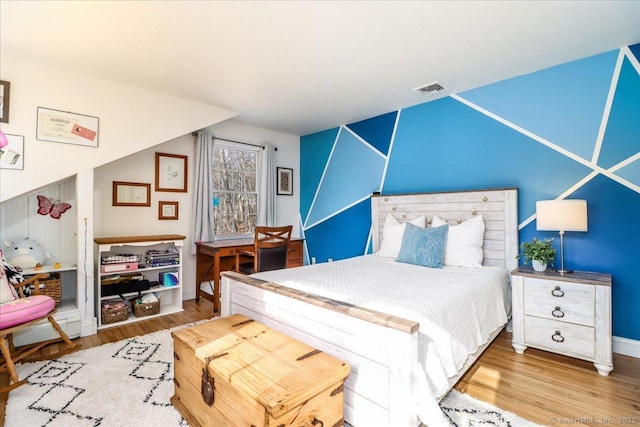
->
[1,299,638,426]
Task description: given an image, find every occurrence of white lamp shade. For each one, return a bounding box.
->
[536,199,588,232]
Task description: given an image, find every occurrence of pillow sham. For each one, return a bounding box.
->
[432,215,485,268]
[377,214,426,259]
[396,222,449,269]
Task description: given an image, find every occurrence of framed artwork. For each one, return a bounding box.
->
[155,152,187,192]
[36,107,99,147]
[158,201,179,220]
[277,167,293,196]
[0,80,10,123]
[112,181,151,207]
[0,134,24,170]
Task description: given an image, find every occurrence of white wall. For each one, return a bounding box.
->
[0,55,237,202]
[94,120,300,301]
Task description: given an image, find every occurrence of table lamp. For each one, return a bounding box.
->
[536,199,588,274]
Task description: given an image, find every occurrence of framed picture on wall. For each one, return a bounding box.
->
[112,181,151,207]
[0,134,24,170]
[36,107,99,147]
[158,201,179,220]
[277,167,293,196]
[0,80,10,123]
[155,152,188,192]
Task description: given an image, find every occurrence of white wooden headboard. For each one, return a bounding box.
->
[371,188,519,271]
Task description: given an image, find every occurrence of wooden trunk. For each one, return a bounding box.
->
[171,314,350,427]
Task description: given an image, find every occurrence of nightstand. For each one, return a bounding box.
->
[511,266,613,376]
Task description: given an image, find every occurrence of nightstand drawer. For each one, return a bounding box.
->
[524,277,595,304]
[525,299,594,326]
[524,278,594,325]
[525,316,594,359]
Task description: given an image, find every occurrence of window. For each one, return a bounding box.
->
[211,142,258,238]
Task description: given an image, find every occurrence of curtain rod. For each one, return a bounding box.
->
[192,132,276,150]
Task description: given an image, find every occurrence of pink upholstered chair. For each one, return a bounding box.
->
[0,252,81,394]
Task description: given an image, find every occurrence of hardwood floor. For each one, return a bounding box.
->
[2,299,639,426]
[454,331,640,426]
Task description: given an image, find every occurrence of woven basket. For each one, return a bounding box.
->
[101,304,129,324]
[37,274,62,304]
[131,299,160,317]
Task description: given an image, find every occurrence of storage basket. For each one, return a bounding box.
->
[101,301,129,324]
[35,273,62,304]
[131,299,160,317]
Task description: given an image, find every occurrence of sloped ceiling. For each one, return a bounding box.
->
[1,1,640,136]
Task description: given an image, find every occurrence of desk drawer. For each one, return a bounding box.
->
[287,241,303,267]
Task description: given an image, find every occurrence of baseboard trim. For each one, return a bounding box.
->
[613,336,640,358]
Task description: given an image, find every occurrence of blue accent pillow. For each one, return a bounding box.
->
[396,223,449,268]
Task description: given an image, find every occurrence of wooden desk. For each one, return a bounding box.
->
[195,237,303,313]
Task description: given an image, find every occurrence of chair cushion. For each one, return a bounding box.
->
[0,295,56,329]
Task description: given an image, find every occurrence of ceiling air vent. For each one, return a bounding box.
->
[413,81,445,95]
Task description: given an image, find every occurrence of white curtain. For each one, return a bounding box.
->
[257,144,277,226]
[191,132,215,255]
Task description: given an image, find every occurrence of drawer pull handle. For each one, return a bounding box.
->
[552,307,565,318]
[551,286,564,297]
[552,331,565,343]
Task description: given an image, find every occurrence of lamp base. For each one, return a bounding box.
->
[556,268,574,274]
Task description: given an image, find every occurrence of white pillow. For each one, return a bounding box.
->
[377,214,425,259]
[432,215,485,268]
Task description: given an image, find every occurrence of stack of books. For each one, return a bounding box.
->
[145,245,179,267]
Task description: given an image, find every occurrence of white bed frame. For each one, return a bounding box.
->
[221,188,518,426]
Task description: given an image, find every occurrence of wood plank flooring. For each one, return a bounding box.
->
[2,299,639,426]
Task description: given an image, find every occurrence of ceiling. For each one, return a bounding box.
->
[2,1,639,136]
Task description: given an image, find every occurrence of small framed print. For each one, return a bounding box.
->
[0,134,24,170]
[112,181,151,207]
[36,107,99,147]
[0,80,10,123]
[277,167,293,196]
[159,201,179,220]
[155,152,187,192]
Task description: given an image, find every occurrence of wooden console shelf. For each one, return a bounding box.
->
[95,234,186,329]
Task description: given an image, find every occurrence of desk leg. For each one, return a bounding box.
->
[213,253,220,313]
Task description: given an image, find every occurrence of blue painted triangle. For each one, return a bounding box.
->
[300,128,339,223]
[630,43,640,63]
[460,50,619,160]
[306,128,385,227]
[347,111,397,156]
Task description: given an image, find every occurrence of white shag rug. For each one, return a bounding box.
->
[6,323,545,427]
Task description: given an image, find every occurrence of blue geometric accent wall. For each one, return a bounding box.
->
[300,45,640,341]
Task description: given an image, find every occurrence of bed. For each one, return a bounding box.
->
[221,188,518,426]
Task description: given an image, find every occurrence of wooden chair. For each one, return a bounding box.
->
[234,226,293,275]
[0,266,82,394]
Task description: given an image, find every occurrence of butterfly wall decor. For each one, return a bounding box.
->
[36,195,72,219]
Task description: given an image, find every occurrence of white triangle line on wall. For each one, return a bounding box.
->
[303,124,388,229]
[592,49,625,164]
[304,193,371,231]
[609,152,640,173]
[518,171,600,230]
[452,73,639,197]
[379,110,401,194]
[303,127,342,228]
[451,93,594,168]
[623,45,640,76]
[343,125,387,160]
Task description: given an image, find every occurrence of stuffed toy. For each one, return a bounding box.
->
[2,238,49,269]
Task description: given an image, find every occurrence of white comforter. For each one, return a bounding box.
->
[253,255,510,423]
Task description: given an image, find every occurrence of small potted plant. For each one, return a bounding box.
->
[517,237,556,272]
